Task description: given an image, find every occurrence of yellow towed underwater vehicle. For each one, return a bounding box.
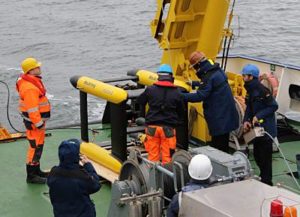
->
[70,70,191,181]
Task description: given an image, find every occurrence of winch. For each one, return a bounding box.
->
[106,146,252,217]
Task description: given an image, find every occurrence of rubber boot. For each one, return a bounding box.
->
[37,164,50,178]
[26,165,47,184]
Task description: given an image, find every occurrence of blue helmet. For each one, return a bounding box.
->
[157,64,173,74]
[241,64,260,78]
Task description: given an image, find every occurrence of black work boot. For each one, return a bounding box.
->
[26,164,47,184]
[37,164,50,178]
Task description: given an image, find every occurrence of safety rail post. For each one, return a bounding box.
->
[80,91,89,142]
[109,101,127,162]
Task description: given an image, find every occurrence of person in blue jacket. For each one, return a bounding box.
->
[182,51,239,153]
[167,154,213,217]
[47,139,101,217]
[242,64,278,186]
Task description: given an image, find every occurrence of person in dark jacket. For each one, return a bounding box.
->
[167,154,213,217]
[182,51,239,153]
[47,139,101,217]
[137,64,185,164]
[242,64,278,186]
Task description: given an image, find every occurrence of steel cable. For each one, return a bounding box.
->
[0,80,22,132]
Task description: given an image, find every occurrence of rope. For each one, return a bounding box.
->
[188,106,199,138]
[0,80,22,132]
[221,0,236,71]
[264,131,300,191]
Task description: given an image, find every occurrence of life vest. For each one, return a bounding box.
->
[16,74,51,129]
[259,72,279,97]
[154,74,176,88]
[154,81,175,87]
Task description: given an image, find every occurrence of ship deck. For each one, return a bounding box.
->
[0,124,112,217]
[0,123,299,217]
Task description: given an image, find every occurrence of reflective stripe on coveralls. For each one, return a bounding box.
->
[16,74,50,165]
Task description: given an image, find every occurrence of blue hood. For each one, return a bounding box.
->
[58,139,81,169]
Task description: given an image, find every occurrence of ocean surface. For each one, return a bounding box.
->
[0,0,299,131]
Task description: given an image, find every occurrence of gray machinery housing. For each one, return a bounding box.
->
[179,179,300,217]
[107,146,252,217]
[190,146,252,181]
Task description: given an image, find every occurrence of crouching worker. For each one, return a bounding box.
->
[167,154,213,217]
[47,139,101,217]
[137,64,185,164]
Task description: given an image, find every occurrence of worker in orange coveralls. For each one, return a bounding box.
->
[137,64,185,164]
[16,57,51,184]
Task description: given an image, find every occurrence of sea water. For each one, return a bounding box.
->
[0,0,299,130]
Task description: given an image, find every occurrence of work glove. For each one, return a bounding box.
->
[185,79,193,86]
[243,121,252,133]
[37,121,45,130]
[252,116,264,126]
[80,154,89,165]
[186,80,201,90]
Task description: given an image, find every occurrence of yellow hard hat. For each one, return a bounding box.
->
[21,57,42,74]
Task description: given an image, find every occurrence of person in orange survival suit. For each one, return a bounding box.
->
[16,57,51,184]
[137,64,185,164]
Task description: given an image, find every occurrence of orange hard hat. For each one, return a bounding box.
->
[189,51,206,66]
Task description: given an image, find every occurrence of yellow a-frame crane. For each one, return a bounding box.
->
[150,0,244,142]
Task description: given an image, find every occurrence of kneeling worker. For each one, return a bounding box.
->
[167,154,213,217]
[47,139,101,217]
[137,64,185,164]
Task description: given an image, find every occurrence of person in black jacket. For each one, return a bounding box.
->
[137,64,185,164]
[242,64,278,186]
[47,139,101,217]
